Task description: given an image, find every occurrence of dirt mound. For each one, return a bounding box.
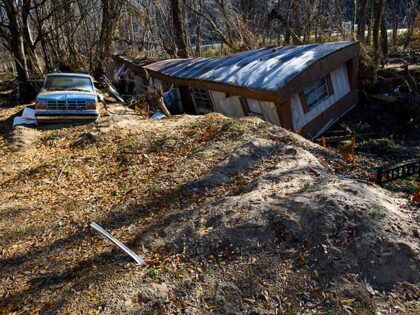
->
[143,140,419,290]
[0,109,418,314]
[191,138,282,188]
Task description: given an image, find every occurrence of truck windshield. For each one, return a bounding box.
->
[43,76,94,92]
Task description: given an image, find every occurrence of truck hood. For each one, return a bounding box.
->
[37,91,97,102]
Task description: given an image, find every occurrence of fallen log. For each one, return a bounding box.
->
[316,133,376,145]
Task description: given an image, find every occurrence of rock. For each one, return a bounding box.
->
[138,283,169,303]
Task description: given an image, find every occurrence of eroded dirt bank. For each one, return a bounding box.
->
[0,108,419,314]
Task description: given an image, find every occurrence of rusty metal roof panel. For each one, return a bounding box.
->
[144,41,357,92]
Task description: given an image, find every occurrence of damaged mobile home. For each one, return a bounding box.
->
[115,41,360,139]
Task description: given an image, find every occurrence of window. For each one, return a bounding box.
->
[192,88,213,113]
[43,76,94,92]
[240,98,265,119]
[300,74,334,112]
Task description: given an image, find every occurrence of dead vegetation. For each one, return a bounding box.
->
[0,101,419,314]
[0,0,418,313]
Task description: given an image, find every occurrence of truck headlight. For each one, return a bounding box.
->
[35,99,46,109]
[86,100,97,109]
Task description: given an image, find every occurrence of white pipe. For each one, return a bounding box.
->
[90,222,145,266]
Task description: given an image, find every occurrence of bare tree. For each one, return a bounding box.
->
[95,0,125,75]
[171,0,189,58]
[372,0,385,80]
[0,0,30,82]
[357,0,369,42]
[404,0,418,49]
[0,0,417,93]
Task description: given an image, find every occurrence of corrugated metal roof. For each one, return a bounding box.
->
[144,41,356,92]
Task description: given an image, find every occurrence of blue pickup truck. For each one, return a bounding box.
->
[35,73,100,123]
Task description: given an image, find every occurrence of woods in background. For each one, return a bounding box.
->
[0,0,418,87]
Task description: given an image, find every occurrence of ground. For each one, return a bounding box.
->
[0,99,419,314]
[323,62,420,195]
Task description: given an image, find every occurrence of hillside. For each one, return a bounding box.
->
[0,105,419,314]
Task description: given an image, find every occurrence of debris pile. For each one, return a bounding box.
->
[13,107,37,127]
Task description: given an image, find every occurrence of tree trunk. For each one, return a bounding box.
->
[391,0,398,50]
[171,0,189,58]
[372,0,384,80]
[195,21,201,57]
[95,0,124,76]
[194,0,202,57]
[357,0,368,41]
[268,7,302,45]
[291,1,302,44]
[4,1,28,83]
[367,0,374,44]
[21,0,43,76]
[381,13,388,66]
[351,0,357,37]
[404,0,417,49]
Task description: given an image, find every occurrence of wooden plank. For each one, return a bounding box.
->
[275,99,294,130]
[315,133,376,144]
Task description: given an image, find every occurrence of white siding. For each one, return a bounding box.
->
[209,92,281,126]
[209,91,244,117]
[290,65,351,130]
[246,99,264,114]
[259,101,282,126]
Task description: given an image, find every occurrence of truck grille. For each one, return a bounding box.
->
[46,100,88,110]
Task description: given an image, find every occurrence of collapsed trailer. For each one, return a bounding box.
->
[114,41,360,139]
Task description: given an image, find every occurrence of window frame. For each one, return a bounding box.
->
[192,88,214,113]
[43,75,95,92]
[299,74,334,113]
[239,97,265,120]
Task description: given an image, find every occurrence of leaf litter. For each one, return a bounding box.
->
[0,105,418,314]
